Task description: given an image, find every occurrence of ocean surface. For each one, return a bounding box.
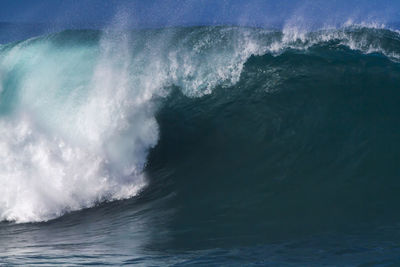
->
[1,24,400,266]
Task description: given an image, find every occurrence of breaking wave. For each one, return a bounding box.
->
[0,25,400,223]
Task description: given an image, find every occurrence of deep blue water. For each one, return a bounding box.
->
[1,25,400,265]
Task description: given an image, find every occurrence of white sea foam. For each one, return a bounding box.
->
[0,30,160,223]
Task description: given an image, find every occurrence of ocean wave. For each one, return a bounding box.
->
[0,25,399,223]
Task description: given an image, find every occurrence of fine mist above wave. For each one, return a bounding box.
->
[0,25,399,223]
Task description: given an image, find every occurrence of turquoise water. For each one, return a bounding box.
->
[1,26,400,265]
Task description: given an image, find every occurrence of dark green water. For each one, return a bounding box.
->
[1,26,400,265]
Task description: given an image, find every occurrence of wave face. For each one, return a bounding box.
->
[1,25,400,239]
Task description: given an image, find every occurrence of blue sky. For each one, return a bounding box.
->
[0,0,399,28]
